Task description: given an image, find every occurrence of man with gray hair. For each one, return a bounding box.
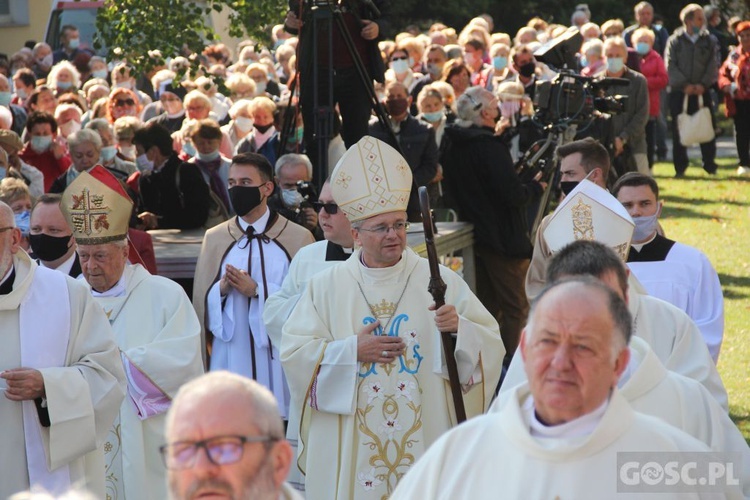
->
[624,2,671,55]
[163,371,300,500]
[390,276,739,499]
[61,166,204,499]
[0,198,125,499]
[665,3,719,177]
[441,86,545,362]
[85,118,136,177]
[268,153,319,236]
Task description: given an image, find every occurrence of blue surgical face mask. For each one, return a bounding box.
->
[427,63,443,78]
[56,81,74,90]
[92,69,109,80]
[632,213,660,242]
[422,110,444,122]
[14,210,30,236]
[0,91,11,107]
[580,56,589,68]
[606,57,624,73]
[492,56,508,71]
[635,42,650,55]
[31,135,53,152]
[182,141,197,157]
[68,38,80,50]
[100,145,118,163]
[390,59,409,75]
[136,153,154,171]
[408,56,415,68]
[195,149,221,162]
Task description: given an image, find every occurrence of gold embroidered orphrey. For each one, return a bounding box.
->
[571,197,594,241]
[69,187,112,237]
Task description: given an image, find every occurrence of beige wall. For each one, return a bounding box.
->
[0,5,49,56]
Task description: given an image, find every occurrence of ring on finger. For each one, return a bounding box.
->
[382,350,388,358]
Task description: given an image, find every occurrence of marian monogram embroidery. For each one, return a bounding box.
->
[356,313,424,496]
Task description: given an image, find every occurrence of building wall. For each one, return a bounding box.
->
[0,1,49,56]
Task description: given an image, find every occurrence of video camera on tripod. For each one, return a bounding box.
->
[533,71,630,127]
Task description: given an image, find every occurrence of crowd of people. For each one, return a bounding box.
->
[0,1,748,499]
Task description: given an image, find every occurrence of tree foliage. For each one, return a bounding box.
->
[95,0,286,73]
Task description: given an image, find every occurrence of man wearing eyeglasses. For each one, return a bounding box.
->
[163,371,301,499]
[280,136,504,500]
[263,178,354,491]
[193,152,314,425]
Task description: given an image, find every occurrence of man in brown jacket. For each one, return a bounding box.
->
[193,152,313,423]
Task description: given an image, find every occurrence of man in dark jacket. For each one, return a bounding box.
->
[285,0,388,183]
[441,87,545,360]
[133,123,210,230]
[665,4,719,176]
[367,81,438,192]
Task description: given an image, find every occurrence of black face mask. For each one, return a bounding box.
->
[254,123,273,134]
[229,185,263,217]
[29,233,72,262]
[518,61,536,78]
[560,181,579,196]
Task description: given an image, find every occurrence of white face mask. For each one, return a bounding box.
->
[119,144,137,158]
[59,120,82,138]
[234,116,253,132]
[254,81,267,95]
[281,188,304,208]
[632,213,660,242]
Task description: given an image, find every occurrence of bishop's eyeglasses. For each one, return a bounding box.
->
[357,221,410,235]
[159,434,278,469]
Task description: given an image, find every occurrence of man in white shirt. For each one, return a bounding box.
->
[613,172,724,362]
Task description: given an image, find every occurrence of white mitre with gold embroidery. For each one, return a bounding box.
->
[543,179,635,261]
[330,136,412,222]
[61,165,133,245]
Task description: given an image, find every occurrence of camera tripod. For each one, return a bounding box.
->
[281,0,422,219]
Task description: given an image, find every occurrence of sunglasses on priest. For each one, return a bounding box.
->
[311,201,339,215]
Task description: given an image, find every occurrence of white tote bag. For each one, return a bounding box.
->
[677,94,715,146]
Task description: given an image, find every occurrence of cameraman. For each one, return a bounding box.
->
[268,153,323,239]
[285,0,388,182]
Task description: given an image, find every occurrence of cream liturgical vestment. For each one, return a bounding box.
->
[0,252,125,499]
[503,289,728,410]
[281,248,505,500]
[391,386,743,500]
[628,235,724,362]
[86,264,204,500]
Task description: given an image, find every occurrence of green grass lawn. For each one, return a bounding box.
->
[651,156,750,443]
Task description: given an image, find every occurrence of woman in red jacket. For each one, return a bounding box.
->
[719,21,750,175]
[633,27,669,170]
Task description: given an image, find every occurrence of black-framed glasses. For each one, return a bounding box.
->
[114,98,135,107]
[358,221,410,234]
[391,56,408,62]
[159,435,278,470]
[311,201,339,215]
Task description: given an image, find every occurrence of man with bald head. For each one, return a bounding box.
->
[0,200,125,498]
[391,277,736,499]
[163,371,300,500]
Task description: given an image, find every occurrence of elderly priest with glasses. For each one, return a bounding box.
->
[280,136,505,500]
[61,166,205,500]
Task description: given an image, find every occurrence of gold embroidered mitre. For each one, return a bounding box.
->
[62,165,133,245]
[543,179,634,261]
[330,136,412,222]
